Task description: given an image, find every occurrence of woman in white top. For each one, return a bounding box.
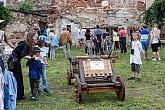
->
[129,32,142,80]
[113,28,120,50]
[150,24,161,61]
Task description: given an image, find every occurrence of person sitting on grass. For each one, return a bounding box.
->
[26,47,42,101]
[128,32,143,81]
[36,40,52,95]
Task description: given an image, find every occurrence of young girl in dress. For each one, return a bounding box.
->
[128,32,143,80]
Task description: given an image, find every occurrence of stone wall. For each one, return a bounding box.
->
[5,10,48,44]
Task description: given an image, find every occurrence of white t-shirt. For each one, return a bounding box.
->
[78,29,85,39]
[35,46,47,64]
[130,40,142,64]
[113,31,119,41]
[150,28,160,44]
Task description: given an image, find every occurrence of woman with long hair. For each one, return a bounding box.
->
[150,24,161,61]
[7,32,39,100]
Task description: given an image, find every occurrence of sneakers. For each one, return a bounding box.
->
[43,88,52,94]
[158,58,161,61]
[31,97,37,101]
[152,58,157,61]
[152,58,161,61]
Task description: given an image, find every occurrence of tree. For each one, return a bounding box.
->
[18,0,33,13]
[144,0,165,25]
[0,6,12,29]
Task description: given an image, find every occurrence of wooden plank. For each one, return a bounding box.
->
[83,88,119,93]
[86,82,121,87]
[79,60,86,83]
[75,55,115,59]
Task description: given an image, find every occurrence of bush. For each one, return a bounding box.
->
[18,0,33,13]
[0,6,12,29]
[144,0,165,24]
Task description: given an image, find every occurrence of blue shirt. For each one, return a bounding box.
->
[4,69,17,110]
[39,35,48,43]
[140,29,149,42]
[95,28,103,36]
[50,33,59,47]
[27,59,42,80]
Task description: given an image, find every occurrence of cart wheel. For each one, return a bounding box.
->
[116,76,125,101]
[67,69,72,85]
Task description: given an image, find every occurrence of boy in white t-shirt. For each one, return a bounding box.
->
[36,40,51,94]
[128,32,143,81]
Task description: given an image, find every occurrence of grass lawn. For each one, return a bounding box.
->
[16,46,165,110]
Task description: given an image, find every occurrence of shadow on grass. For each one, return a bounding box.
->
[80,92,118,104]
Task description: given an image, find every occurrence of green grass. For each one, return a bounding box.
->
[16,46,165,110]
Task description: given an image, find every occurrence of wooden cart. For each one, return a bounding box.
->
[67,55,125,103]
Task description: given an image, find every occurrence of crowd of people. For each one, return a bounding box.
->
[82,25,128,57]
[0,21,72,110]
[81,24,162,81]
[0,19,162,109]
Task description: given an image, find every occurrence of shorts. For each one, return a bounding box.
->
[151,43,159,52]
[131,63,140,73]
[141,42,148,51]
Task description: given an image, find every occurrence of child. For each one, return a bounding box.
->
[128,32,142,80]
[49,28,59,60]
[36,40,51,94]
[104,36,112,55]
[26,47,42,101]
[85,39,94,58]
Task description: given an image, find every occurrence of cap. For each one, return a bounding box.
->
[33,47,40,52]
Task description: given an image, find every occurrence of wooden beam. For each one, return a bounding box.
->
[83,88,119,93]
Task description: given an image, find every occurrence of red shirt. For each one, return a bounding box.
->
[119,30,126,38]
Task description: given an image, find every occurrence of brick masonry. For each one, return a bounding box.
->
[4,11,49,45]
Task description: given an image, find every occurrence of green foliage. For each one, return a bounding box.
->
[18,0,33,13]
[144,0,165,24]
[0,6,12,29]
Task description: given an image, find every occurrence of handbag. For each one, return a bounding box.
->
[158,38,161,47]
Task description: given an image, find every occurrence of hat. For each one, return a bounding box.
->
[33,47,40,52]
[0,20,4,23]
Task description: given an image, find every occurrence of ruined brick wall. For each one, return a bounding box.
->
[5,11,48,44]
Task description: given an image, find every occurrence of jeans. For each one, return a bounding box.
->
[63,43,71,59]
[30,78,39,97]
[120,37,127,53]
[95,44,101,55]
[50,46,57,60]
[39,63,48,91]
